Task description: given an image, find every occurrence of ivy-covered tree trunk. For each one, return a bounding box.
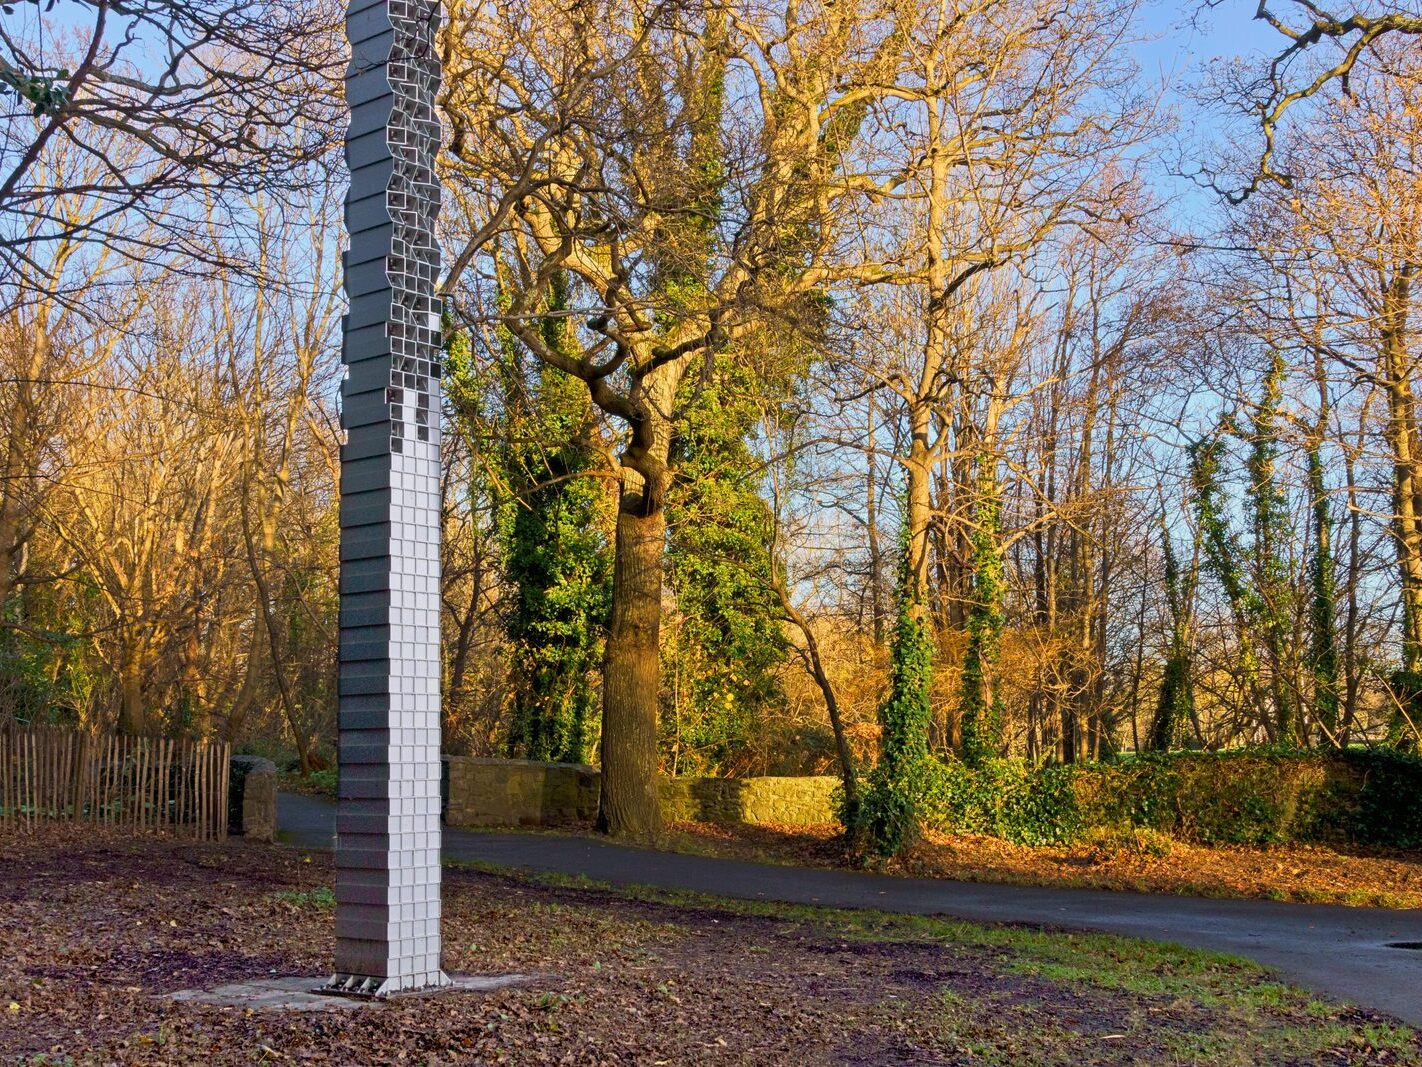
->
[1188,355,1309,746]
[499,278,611,764]
[1189,439,1274,740]
[500,371,611,763]
[445,284,612,766]
[665,360,788,773]
[1246,353,1299,745]
[657,13,791,775]
[1148,523,1195,752]
[959,457,1006,766]
[1306,440,1340,744]
[860,512,934,856]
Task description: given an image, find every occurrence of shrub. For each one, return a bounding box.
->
[912,747,1422,850]
[1317,748,1422,848]
[1071,750,1330,845]
[917,757,1080,846]
[855,760,924,857]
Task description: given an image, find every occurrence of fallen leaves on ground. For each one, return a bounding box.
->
[1,827,1419,1065]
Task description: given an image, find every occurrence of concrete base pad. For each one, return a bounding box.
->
[168,974,531,1011]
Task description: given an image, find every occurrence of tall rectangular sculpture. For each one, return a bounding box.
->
[329,0,449,996]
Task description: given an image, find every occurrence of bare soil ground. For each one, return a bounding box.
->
[658,821,1422,909]
[2,827,1419,1065]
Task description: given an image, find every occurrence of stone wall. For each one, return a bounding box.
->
[443,757,839,829]
[658,775,839,826]
[444,757,599,827]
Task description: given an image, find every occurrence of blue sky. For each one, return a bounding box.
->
[1126,2,1293,224]
[1135,0,1284,77]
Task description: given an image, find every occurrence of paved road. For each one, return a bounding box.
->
[278,792,1422,1025]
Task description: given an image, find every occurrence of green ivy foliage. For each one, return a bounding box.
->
[0,631,81,726]
[653,18,798,775]
[1385,671,1422,754]
[1328,747,1422,847]
[0,570,97,726]
[1075,750,1314,845]
[0,64,69,115]
[664,358,789,773]
[901,748,1422,850]
[960,457,1006,766]
[856,517,935,856]
[444,288,612,765]
[1072,748,1422,848]
[918,756,1082,846]
[1188,355,1308,746]
[1305,440,1341,740]
[1147,525,1195,751]
[499,300,611,764]
[499,441,611,765]
[1245,354,1299,742]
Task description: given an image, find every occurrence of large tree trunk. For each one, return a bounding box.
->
[596,363,681,839]
[1380,266,1422,747]
[117,641,149,735]
[598,485,667,839]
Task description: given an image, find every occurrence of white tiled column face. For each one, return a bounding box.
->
[330,0,448,997]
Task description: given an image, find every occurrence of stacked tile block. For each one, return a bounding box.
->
[328,0,448,997]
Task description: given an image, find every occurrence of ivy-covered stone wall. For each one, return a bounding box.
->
[444,749,1422,847]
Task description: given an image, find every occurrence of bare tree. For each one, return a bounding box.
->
[0,0,343,302]
[1205,0,1422,199]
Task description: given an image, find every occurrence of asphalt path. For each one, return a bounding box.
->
[278,791,1422,1024]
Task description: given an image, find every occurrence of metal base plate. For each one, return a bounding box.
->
[167,974,530,1012]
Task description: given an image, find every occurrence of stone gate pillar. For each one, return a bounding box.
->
[328,0,449,997]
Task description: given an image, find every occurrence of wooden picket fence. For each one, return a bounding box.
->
[0,725,229,841]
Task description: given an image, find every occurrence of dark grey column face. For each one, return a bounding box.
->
[329,0,447,997]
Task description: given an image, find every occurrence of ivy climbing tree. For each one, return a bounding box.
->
[0,57,69,115]
[655,13,791,775]
[1246,353,1300,743]
[499,279,612,764]
[445,279,613,765]
[858,510,935,856]
[1147,519,1197,751]
[959,457,1007,766]
[665,359,789,773]
[1189,354,1303,746]
[1306,439,1341,743]
[1190,437,1272,738]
